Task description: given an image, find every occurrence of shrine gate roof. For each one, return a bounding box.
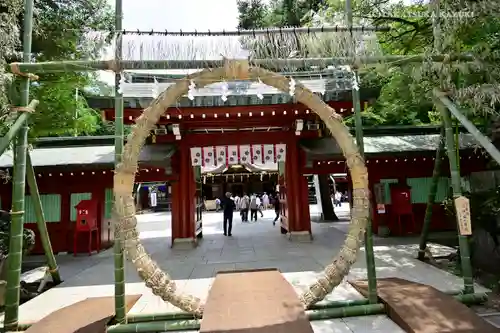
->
[0,144,175,168]
[301,133,478,157]
[0,132,477,169]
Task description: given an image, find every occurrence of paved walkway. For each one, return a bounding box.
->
[2,204,491,332]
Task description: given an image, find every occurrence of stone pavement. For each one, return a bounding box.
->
[2,204,491,332]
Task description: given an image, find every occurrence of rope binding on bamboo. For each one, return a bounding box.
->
[112,59,370,317]
[9,63,39,81]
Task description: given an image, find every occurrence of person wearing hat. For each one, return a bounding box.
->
[220,192,236,236]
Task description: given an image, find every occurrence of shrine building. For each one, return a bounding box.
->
[0,68,492,254]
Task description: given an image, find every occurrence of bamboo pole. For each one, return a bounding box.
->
[434,90,500,165]
[25,154,62,284]
[13,292,486,331]
[418,126,445,261]
[3,0,35,330]
[0,100,38,157]
[346,0,377,304]
[121,26,390,36]
[6,54,476,74]
[125,298,373,323]
[108,305,386,332]
[113,0,127,325]
[438,103,475,294]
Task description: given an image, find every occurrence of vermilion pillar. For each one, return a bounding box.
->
[285,134,312,240]
[171,142,196,247]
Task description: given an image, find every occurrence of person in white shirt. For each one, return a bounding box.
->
[240,193,250,222]
[249,194,260,222]
[234,195,240,210]
[334,191,342,207]
[262,193,269,209]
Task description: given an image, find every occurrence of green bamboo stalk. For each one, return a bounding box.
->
[308,298,369,310]
[438,103,474,294]
[15,294,485,332]
[418,126,445,261]
[106,319,200,333]
[6,54,477,74]
[0,100,38,157]
[113,0,126,325]
[455,120,460,174]
[108,304,386,332]
[125,298,372,323]
[127,312,198,323]
[307,303,385,320]
[434,90,500,165]
[3,0,35,330]
[455,293,488,304]
[122,26,389,36]
[25,153,62,284]
[345,0,377,305]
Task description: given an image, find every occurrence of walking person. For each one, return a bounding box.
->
[249,193,260,222]
[257,195,264,217]
[262,193,269,209]
[240,193,250,222]
[221,192,236,236]
[234,195,240,210]
[334,191,342,207]
[273,194,281,226]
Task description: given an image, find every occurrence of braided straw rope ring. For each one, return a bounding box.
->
[113,61,370,317]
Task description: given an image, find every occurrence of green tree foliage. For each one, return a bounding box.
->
[1,0,115,137]
[0,0,23,119]
[237,0,324,29]
[237,0,500,128]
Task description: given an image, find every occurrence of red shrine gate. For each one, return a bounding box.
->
[98,95,361,246]
[169,130,313,246]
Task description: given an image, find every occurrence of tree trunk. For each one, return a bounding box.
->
[318,174,338,221]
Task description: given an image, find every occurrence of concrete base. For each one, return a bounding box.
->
[172,237,197,249]
[289,231,313,242]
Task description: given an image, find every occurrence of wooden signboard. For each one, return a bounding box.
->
[454,196,472,236]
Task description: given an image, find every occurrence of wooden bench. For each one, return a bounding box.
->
[200,268,313,333]
[25,295,141,333]
[349,278,500,333]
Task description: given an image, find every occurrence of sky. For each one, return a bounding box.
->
[115,0,239,31]
[100,0,240,84]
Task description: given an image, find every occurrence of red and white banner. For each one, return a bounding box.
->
[227,145,239,165]
[191,144,286,166]
[251,144,263,164]
[239,145,251,164]
[190,147,202,166]
[263,144,275,165]
[215,146,226,165]
[202,146,215,166]
[275,144,286,162]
